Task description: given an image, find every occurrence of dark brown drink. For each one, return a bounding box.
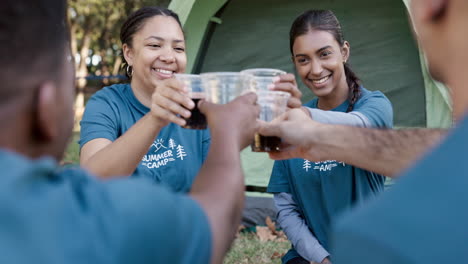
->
[183,97,207,129]
[251,133,281,152]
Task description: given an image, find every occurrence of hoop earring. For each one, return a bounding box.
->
[126,65,133,77]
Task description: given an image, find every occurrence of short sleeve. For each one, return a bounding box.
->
[267,160,291,193]
[105,179,212,264]
[79,93,120,148]
[353,91,393,128]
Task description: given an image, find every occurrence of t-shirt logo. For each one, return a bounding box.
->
[303,159,346,172]
[151,139,167,152]
[141,138,188,169]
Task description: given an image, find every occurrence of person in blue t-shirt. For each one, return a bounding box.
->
[79,7,302,193]
[0,1,260,263]
[259,1,468,263]
[267,10,393,264]
[78,7,207,192]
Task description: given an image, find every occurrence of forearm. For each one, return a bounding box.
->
[274,193,329,263]
[305,107,371,127]
[190,130,245,264]
[310,125,448,177]
[81,114,164,178]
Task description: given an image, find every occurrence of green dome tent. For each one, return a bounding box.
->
[169,0,452,199]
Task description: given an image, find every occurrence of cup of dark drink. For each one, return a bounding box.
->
[174,73,207,130]
[200,72,250,104]
[251,90,290,152]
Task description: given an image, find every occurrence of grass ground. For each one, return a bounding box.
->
[62,132,80,164]
[63,133,291,263]
[224,232,290,264]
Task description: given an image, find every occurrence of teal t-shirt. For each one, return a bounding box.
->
[267,87,393,263]
[79,84,210,193]
[333,116,468,264]
[0,149,211,264]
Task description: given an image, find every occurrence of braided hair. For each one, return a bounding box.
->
[289,10,361,112]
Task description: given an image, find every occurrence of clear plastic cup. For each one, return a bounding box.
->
[200,72,250,104]
[251,90,291,152]
[240,68,286,92]
[174,73,207,129]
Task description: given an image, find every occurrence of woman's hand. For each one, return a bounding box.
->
[150,78,194,127]
[270,73,303,108]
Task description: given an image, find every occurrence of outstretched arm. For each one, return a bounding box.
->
[311,125,447,177]
[304,107,372,127]
[259,109,448,177]
[190,93,259,264]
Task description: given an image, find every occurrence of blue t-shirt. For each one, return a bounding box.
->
[268,87,393,263]
[333,117,468,264]
[79,84,210,193]
[0,149,211,264]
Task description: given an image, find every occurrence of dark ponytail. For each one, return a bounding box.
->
[290,10,361,112]
[344,63,361,112]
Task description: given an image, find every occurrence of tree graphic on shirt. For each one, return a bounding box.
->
[176,145,187,160]
[303,160,312,172]
[168,139,176,149]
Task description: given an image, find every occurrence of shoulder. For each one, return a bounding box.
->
[353,86,393,127]
[88,83,130,103]
[357,87,391,103]
[83,83,132,116]
[0,150,57,184]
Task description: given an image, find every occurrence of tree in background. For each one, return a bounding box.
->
[68,0,170,130]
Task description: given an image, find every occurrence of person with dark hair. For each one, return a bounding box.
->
[79,7,204,192]
[259,0,468,263]
[0,0,260,263]
[78,6,302,192]
[267,10,393,264]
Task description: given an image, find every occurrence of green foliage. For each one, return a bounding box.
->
[68,0,171,76]
[63,132,80,165]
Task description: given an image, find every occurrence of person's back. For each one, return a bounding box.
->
[333,120,468,263]
[332,0,468,263]
[0,150,210,263]
[0,0,259,263]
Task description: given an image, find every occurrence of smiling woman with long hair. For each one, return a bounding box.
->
[267,10,393,264]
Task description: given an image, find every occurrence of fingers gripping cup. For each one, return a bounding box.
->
[200,72,250,104]
[174,74,207,130]
[240,68,286,92]
[252,91,290,152]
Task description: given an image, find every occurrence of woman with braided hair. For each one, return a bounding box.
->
[267,10,393,264]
